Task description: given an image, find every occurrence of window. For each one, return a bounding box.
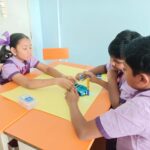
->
[0,0,7,18]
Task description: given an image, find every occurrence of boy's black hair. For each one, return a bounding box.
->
[124,36,150,76]
[0,33,29,63]
[108,30,141,59]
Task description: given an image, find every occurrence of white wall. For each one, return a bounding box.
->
[3,0,150,66]
[0,0,30,37]
[28,0,43,61]
[56,0,150,66]
[29,0,150,66]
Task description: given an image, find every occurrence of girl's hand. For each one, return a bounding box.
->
[55,78,74,90]
[64,75,76,83]
[65,87,79,106]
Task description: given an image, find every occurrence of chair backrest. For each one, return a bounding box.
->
[43,48,69,60]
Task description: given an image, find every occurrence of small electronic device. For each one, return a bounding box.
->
[19,95,36,110]
[74,83,89,96]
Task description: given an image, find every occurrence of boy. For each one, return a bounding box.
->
[76,30,141,108]
[65,36,150,150]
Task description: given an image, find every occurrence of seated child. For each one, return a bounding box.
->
[65,36,150,150]
[0,32,74,90]
[76,30,141,108]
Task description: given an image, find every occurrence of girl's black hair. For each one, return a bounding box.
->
[123,36,150,76]
[108,30,142,59]
[0,33,29,63]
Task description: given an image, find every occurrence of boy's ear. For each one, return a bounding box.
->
[10,47,17,56]
[137,73,150,87]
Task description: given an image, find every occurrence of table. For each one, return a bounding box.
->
[2,62,110,150]
[0,68,41,150]
[0,96,28,150]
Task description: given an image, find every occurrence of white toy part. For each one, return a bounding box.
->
[19,95,36,110]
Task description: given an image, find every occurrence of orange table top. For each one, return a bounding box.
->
[0,67,42,133]
[5,89,110,150]
[0,96,27,133]
[2,62,110,150]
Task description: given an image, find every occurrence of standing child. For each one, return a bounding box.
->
[65,36,150,150]
[0,32,74,90]
[76,30,141,108]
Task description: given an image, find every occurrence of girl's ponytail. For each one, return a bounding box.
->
[0,31,12,63]
[0,45,13,63]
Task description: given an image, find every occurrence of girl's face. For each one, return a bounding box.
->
[110,57,125,71]
[11,38,32,61]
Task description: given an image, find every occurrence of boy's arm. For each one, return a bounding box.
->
[83,71,108,90]
[66,89,147,141]
[89,64,107,75]
[65,88,102,140]
[94,79,108,90]
[76,65,107,81]
[107,70,120,108]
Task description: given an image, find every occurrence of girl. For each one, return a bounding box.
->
[0,32,74,90]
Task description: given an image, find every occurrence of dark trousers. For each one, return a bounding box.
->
[90,138,117,150]
[106,138,117,150]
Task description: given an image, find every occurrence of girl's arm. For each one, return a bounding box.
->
[36,63,75,82]
[36,63,65,77]
[89,64,107,75]
[12,73,73,90]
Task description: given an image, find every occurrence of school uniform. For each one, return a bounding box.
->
[0,56,39,84]
[105,63,124,150]
[106,63,124,87]
[96,81,150,150]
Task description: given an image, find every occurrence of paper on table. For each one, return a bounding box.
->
[1,64,102,121]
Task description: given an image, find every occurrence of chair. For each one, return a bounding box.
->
[43,48,69,61]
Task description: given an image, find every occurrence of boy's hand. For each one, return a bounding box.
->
[55,78,73,90]
[65,87,79,106]
[84,71,97,83]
